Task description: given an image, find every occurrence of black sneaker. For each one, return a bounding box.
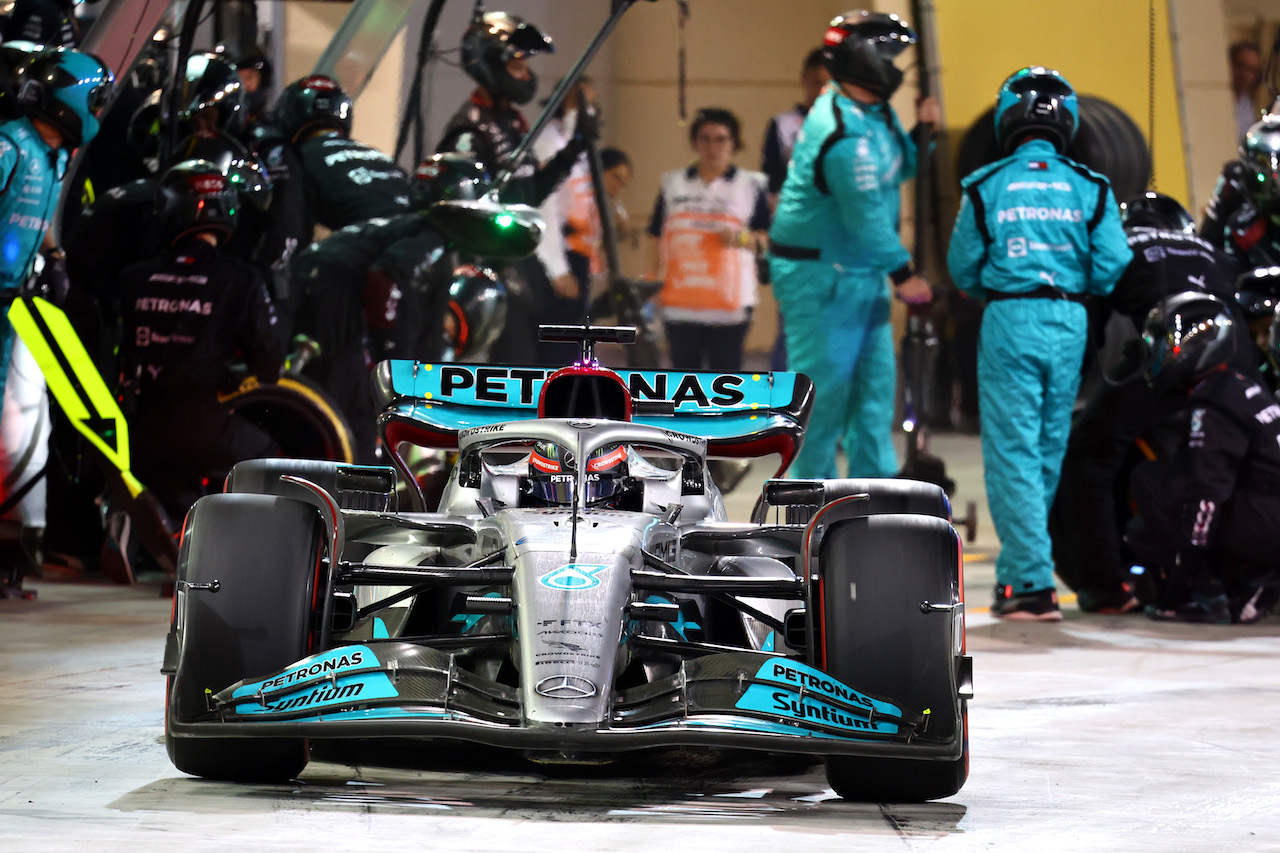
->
[1077,583,1142,615]
[1147,593,1231,624]
[993,585,1063,622]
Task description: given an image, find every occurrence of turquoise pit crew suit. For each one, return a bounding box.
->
[0,47,110,596]
[768,10,924,479]
[947,67,1131,619]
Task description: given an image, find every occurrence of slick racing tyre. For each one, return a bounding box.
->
[221,375,356,463]
[956,95,1151,201]
[165,493,324,782]
[816,512,967,802]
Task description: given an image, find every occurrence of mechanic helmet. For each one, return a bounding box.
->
[443,264,507,359]
[1239,114,1280,208]
[126,89,164,171]
[821,10,915,99]
[0,40,42,120]
[177,52,246,137]
[275,74,352,144]
[235,44,273,115]
[994,66,1078,154]
[1234,266,1280,321]
[1141,291,1237,392]
[460,11,553,105]
[156,158,240,245]
[411,152,490,210]
[1268,302,1280,378]
[170,130,272,211]
[1119,191,1195,234]
[16,46,113,147]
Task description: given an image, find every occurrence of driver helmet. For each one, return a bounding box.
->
[521,441,632,508]
[1142,291,1237,392]
[1239,114,1280,208]
[994,66,1078,154]
[821,10,915,100]
[1119,191,1195,233]
[460,11,553,105]
[16,46,113,147]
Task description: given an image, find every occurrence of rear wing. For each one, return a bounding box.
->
[373,360,813,462]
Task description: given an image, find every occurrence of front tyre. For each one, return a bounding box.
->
[818,512,967,802]
[165,494,324,782]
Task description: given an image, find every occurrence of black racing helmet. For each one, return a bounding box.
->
[994,66,1078,154]
[412,152,490,210]
[169,130,272,211]
[177,52,246,137]
[444,264,507,359]
[520,441,632,508]
[126,89,164,170]
[156,158,240,245]
[521,440,575,505]
[235,44,273,115]
[275,74,352,143]
[821,10,915,99]
[1268,302,1280,378]
[1234,266,1280,321]
[1119,191,1195,233]
[1142,291,1237,391]
[1239,114,1280,207]
[16,46,114,147]
[460,11,553,105]
[0,40,42,119]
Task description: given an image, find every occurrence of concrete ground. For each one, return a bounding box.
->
[4,433,1280,851]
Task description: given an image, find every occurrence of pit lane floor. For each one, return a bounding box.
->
[4,435,1280,851]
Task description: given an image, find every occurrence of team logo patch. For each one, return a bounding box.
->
[540,564,608,591]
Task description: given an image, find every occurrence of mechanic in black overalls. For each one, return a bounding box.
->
[257,74,413,332]
[435,10,597,364]
[1126,291,1280,624]
[288,154,490,461]
[1052,193,1247,613]
[0,0,78,47]
[115,159,283,524]
[1201,115,1280,270]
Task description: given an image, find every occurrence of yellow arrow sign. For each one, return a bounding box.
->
[8,296,143,498]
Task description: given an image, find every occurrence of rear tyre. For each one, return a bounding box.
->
[165,494,323,782]
[818,513,967,802]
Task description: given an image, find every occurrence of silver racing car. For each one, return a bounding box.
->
[162,326,972,802]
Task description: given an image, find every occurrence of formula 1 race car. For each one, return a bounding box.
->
[162,326,971,802]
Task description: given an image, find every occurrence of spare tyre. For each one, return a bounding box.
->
[956,95,1151,201]
[219,375,356,463]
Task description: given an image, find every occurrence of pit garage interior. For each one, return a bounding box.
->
[4,0,1280,850]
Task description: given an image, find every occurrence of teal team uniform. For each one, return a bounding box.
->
[947,138,1131,594]
[768,86,915,479]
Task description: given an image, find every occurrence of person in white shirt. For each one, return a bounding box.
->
[646,108,770,371]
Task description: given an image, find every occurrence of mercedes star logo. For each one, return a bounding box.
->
[535,674,597,699]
